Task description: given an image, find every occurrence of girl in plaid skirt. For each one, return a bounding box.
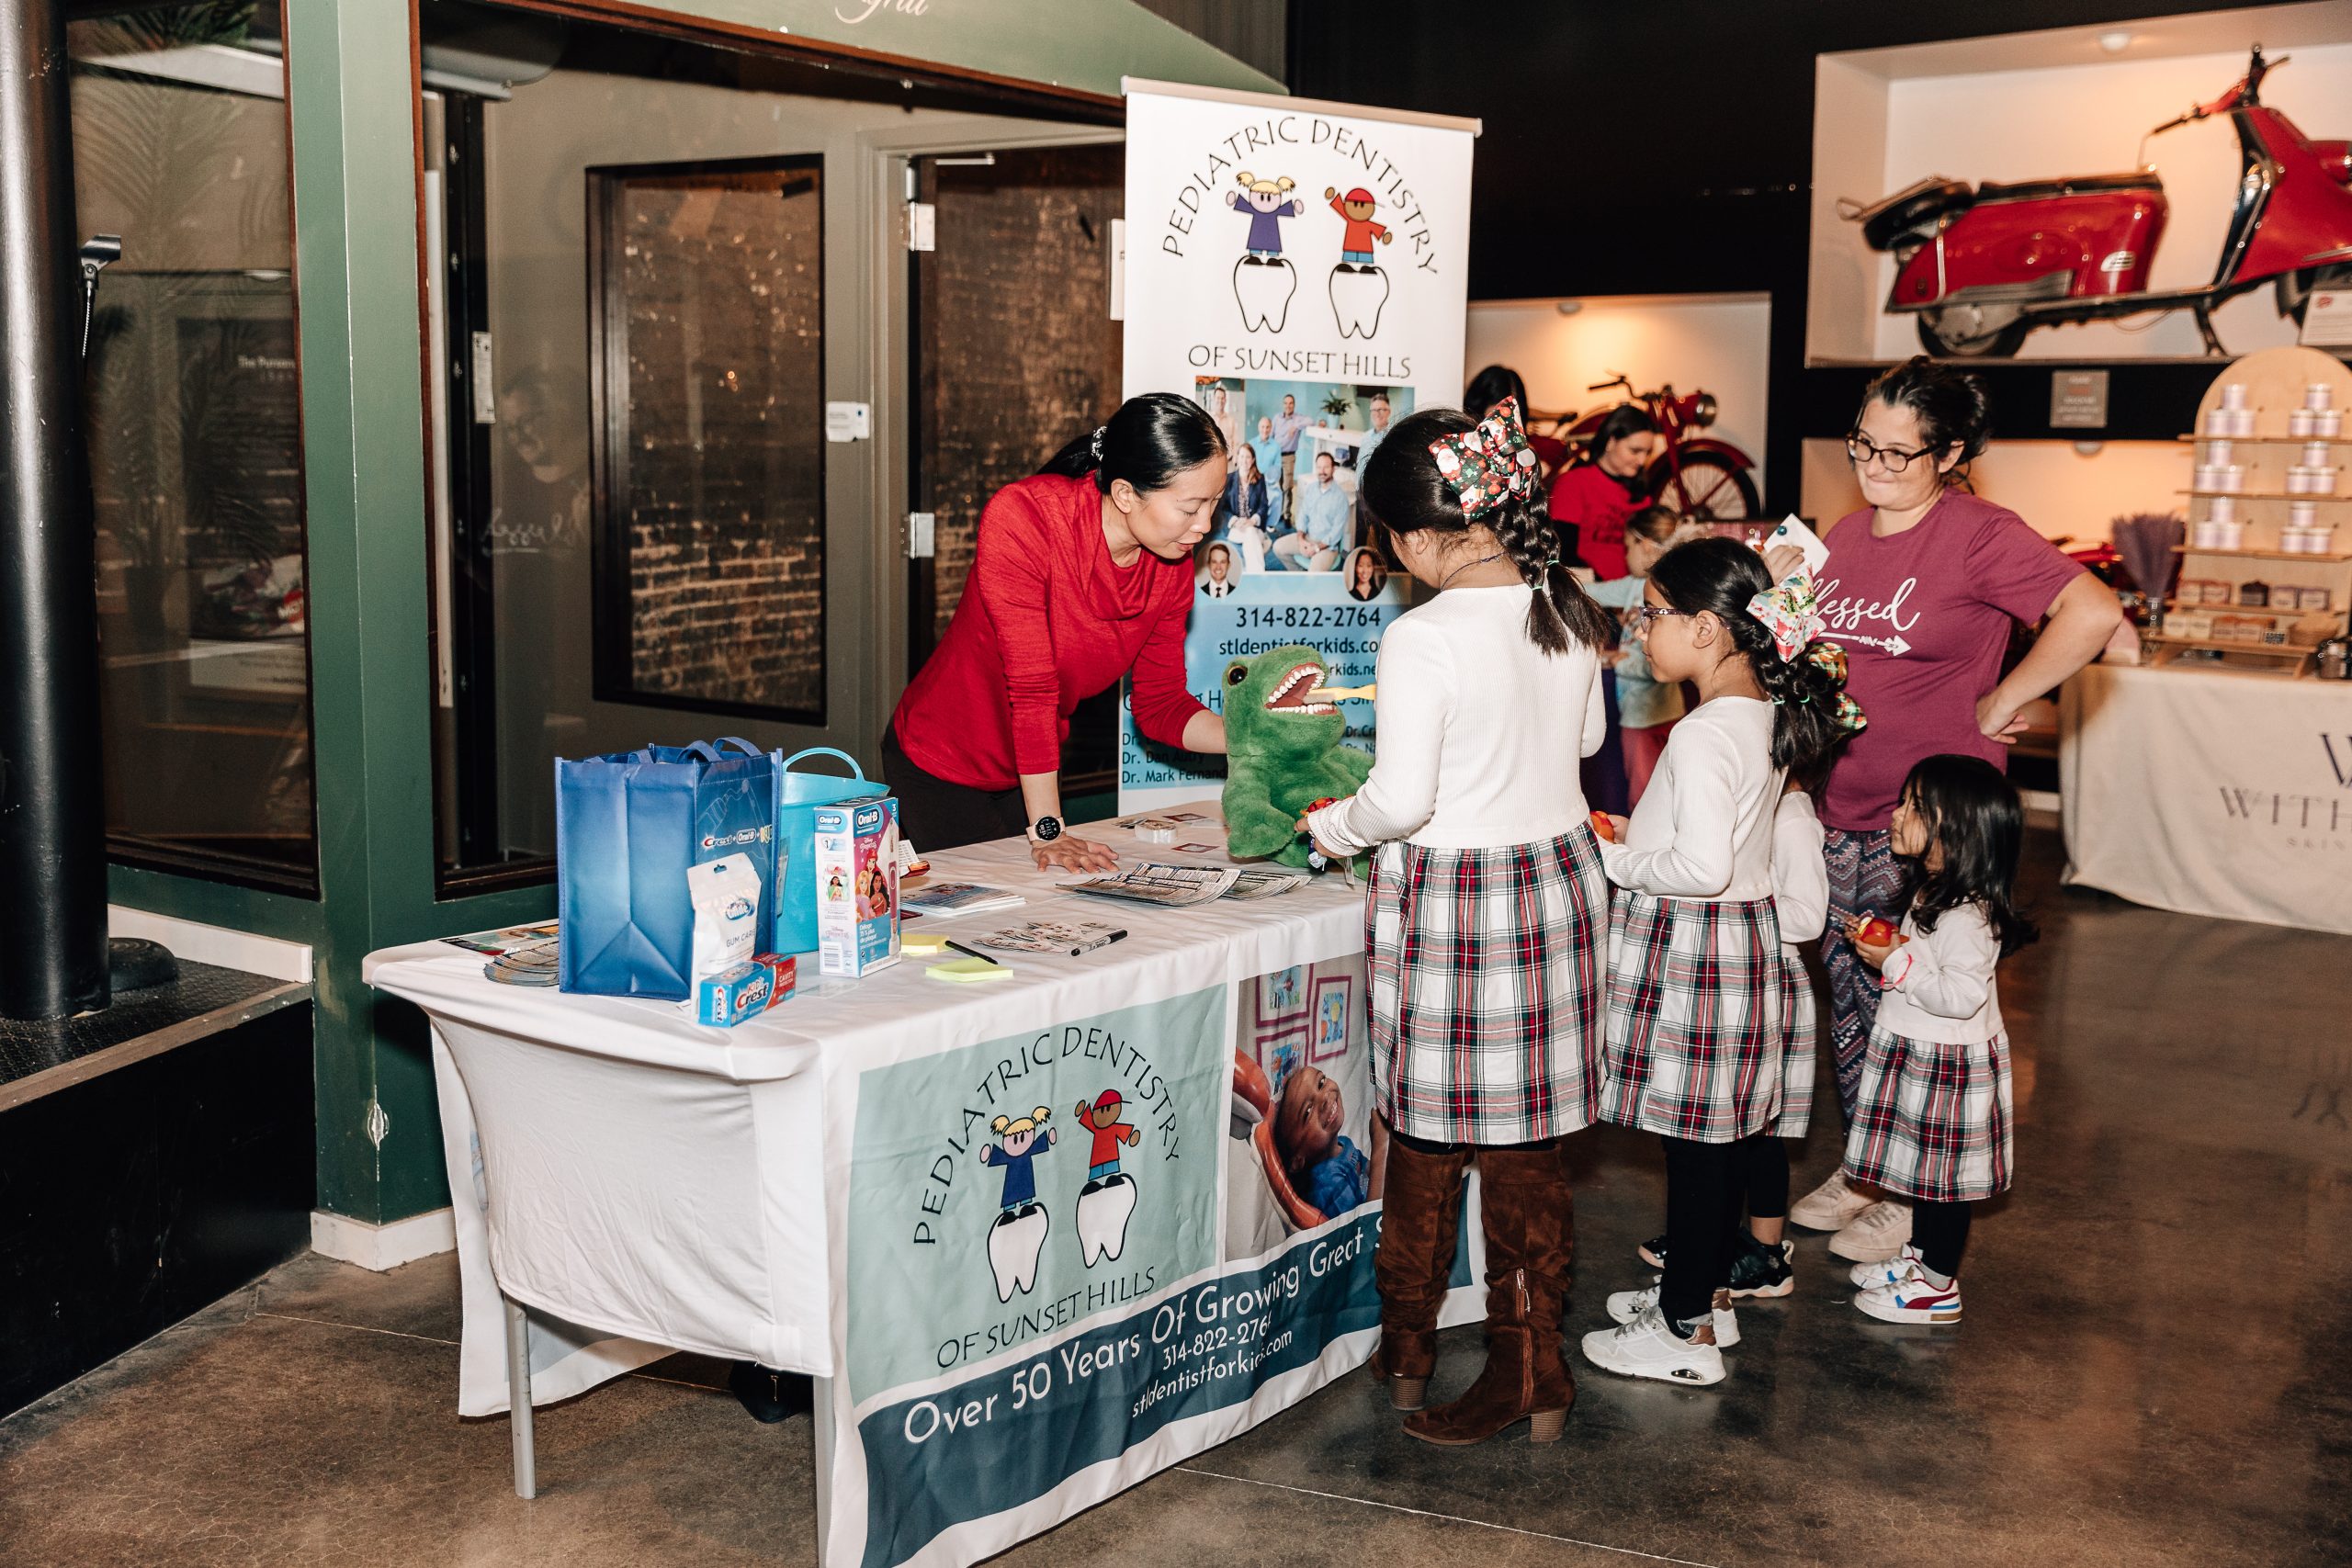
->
[1840,754,2034,1325]
[1304,401,1612,1446]
[1580,537,1862,1387]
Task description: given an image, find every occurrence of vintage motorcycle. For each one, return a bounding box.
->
[1537,373,1760,522]
[1847,46,2352,357]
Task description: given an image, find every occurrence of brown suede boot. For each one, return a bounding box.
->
[1404,1142,1575,1445]
[1368,1133,1469,1411]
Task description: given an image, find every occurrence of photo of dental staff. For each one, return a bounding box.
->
[1193,378,1412,529]
[1343,547,1389,602]
[1196,539,1239,598]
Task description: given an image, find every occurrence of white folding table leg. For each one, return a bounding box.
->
[503,1294,537,1500]
[811,1375,835,1564]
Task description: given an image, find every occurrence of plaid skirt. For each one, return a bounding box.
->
[1767,947,1818,1139]
[1597,895,1782,1143]
[1365,829,1609,1145]
[1841,1026,2013,1201]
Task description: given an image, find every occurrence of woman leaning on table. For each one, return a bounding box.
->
[1770,356,2120,1261]
[885,393,1230,871]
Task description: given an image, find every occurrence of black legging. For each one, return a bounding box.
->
[1659,1137,1744,1326]
[1912,1198,1973,1278]
[1740,1134,1790,1222]
[880,725,1030,852]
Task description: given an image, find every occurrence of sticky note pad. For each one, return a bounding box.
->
[902,932,953,956]
[927,957,1012,983]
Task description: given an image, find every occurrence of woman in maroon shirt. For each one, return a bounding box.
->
[888,394,1230,871]
[1546,404,1658,581]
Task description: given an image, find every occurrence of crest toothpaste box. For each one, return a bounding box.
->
[815,795,901,977]
[695,953,797,1027]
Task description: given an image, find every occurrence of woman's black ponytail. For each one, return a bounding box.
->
[1041,392,1227,494]
[1361,406,1611,657]
[1646,536,1858,777]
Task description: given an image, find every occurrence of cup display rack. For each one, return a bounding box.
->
[2147,345,2352,678]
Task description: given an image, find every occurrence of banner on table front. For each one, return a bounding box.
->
[831,963,1476,1568]
[1117,82,1479,808]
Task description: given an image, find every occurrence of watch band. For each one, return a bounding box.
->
[1029,815,1064,843]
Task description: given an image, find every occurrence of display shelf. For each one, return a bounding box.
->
[2164,598,2332,615]
[2170,545,2352,560]
[2177,490,2348,501]
[2175,434,2350,445]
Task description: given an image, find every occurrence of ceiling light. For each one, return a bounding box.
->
[1555,299,1583,316]
[2098,30,2133,54]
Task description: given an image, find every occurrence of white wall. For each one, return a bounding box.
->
[1798,437,2186,544]
[1466,295,1771,491]
[1812,31,2352,362]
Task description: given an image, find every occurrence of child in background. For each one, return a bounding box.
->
[1580,541,1860,1386]
[1841,754,2033,1325]
[1304,400,1612,1445]
[1583,505,1690,807]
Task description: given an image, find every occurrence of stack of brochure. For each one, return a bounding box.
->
[899,880,1027,918]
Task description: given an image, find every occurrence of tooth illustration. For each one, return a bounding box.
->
[1328,264,1389,340]
[1232,255,1297,334]
[987,1203,1051,1303]
[1075,1174,1137,1267]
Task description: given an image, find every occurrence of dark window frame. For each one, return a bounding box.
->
[584,152,830,728]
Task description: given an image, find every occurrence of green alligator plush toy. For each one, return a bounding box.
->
[1220,644,1374,870]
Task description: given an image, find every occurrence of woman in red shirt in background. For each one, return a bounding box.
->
[887,393,1230,872]
[1546,404,1658,581]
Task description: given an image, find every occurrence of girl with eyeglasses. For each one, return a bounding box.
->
[1777,357,2120,1266]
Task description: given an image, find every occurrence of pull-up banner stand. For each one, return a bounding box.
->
[1117,80,1479,809]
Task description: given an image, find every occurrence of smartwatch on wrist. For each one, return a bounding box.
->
[1028,815,1064,845]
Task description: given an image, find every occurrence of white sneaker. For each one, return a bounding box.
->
[1580,1305,1726,1385]
[1828,1200,1914,1263]
[1855,1265,1962,1325]
[1850,1244,1924,1290]
[1788,1169,1874,1232]
[1603,1280,1740,1348]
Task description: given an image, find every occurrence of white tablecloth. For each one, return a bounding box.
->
[365,806,1449,1568]
[2060,662,2352,934]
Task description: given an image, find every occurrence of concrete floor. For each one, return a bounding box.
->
[5,837,2348,1568]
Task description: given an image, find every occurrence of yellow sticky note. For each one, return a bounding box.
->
[926,957,1012,983]
[902,931,953,956]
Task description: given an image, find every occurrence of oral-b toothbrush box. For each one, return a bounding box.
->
[815,795,900,976]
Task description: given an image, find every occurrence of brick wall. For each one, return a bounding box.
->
[613,168,825,717]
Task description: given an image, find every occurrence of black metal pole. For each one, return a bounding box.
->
[0,0,108,1021]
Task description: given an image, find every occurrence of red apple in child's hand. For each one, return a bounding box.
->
[1589,809,1616,843]
[1852,915,1905,949]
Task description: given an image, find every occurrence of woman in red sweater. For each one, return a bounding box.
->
[887,394,1230,870]
[1547,404,1658,581]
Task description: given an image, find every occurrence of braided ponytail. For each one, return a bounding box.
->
[1646,536,1859,777]
[1487,493,1611,656]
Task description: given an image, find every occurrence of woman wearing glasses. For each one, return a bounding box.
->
[1777,356,2120,1265]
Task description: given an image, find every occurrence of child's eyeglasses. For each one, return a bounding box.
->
[1634,605,1690,626]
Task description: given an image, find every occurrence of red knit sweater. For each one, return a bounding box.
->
[892,473,1205,791]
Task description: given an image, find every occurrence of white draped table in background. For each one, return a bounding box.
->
[2060,661,2352,935]
[364,807,1468,1568]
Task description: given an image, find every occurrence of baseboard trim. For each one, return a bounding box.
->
[310,1207,456,1272]
[108,906,312,984]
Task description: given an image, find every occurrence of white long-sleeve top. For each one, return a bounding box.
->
[1309,584,1605,854]
[1771,790,1829,948]
[1600,697,1780,902]
[1876,902,2005,1044]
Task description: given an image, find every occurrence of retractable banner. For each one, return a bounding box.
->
[1117,81,1479,808]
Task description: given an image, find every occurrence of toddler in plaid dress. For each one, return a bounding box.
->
[1839,753,2034,1326]
[1579,537,1861,1389]
[1305,401,1613,1447]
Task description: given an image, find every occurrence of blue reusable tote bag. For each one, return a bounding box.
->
[557,738,776,998]
[772,747,876,954]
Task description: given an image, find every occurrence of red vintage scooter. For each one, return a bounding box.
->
[1847,47,2352,357]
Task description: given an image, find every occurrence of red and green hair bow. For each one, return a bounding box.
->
[1429,397,1540,519]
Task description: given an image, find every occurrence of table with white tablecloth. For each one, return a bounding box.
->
[2060,662,2352,935]
[364,808,1480,1568]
